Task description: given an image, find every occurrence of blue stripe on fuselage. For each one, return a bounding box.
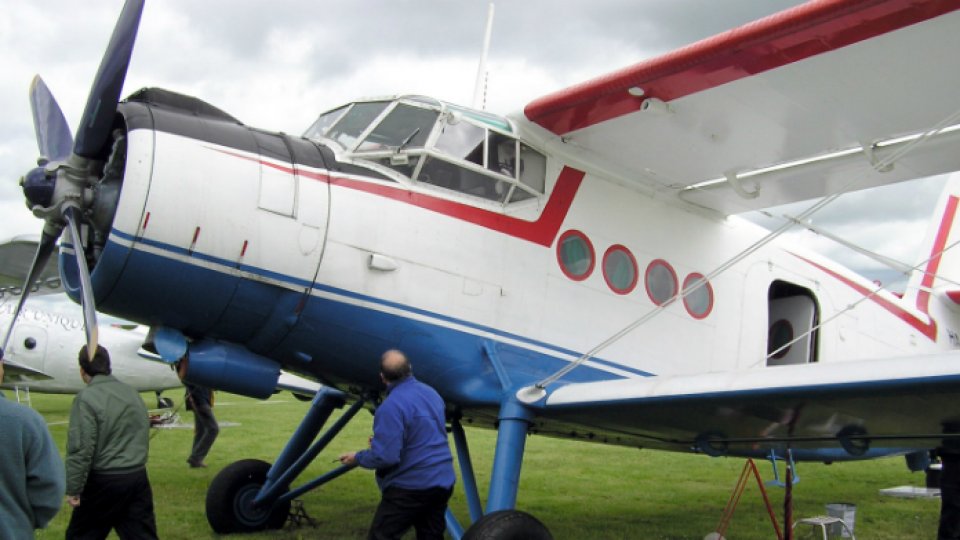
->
[92,229,652,403]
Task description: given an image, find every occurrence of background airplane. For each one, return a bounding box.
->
[0,296,182,406]
[4,1,960,539]
[0,296,324,405]
[0,236,181,405]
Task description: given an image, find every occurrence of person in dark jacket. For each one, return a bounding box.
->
[65,345,157,539]
[0,361,65,539]
[184,382,219,468]
[340,350,455,540]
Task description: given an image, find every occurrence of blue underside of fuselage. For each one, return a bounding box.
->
[61,231,648,408]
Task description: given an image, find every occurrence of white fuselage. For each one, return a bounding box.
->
[95,122,953,398]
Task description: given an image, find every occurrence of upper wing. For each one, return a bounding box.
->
[0,235,63,295]
[532,353,960,458]
[524,0,960,215]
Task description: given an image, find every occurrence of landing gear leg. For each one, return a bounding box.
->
[155,391,173,409]
[205,387,366,533]
[462,396,552,540]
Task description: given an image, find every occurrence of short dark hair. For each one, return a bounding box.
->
[380,350,412,382]
[78,345,112,377]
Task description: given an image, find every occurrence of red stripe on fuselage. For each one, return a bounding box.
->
[212,148,584,247]
[794,254,937,342]
[525,0,960,135]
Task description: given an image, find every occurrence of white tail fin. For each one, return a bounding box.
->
[903,173,960,314]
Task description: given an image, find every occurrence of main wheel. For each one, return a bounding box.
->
[463,510,552,540]
[206,459,290,533]
[157,396,174,409]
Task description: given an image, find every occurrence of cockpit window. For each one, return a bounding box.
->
[356,104,438,152]
[518,143,546,193]
[417,156,509,202]
[305,97,547,206]
[303,105,348,139]
[486,132,517,179]
[326,101,389,149]
[435,118,485,166]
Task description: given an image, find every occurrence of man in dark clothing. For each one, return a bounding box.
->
[0,361,65,539]
[940,447,960,539]
[65,345,157,540]
[184,382,219,468]
[340,350,456,540]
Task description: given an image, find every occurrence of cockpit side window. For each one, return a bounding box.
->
[435,119,485,167]
[303,105,349,139]
[518,142,546,193]
[417,156,509,203]
[486,132,517,179]
[356,104,438,152]
[325,101,389,149]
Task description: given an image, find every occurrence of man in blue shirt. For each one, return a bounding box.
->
[340,350,455,540]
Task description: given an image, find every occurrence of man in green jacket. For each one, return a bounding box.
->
[65,345,158,539]
[0,361,65,539]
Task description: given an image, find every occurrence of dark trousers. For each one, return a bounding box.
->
[368,485,452,540]
[188,403,219,465]
[941,454,960,539]
[66,468,158,540]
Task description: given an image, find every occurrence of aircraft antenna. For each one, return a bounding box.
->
[471,3,495,110]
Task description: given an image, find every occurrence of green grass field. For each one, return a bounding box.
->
[24,391,940,539]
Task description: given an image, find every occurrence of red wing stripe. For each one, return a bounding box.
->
[525,0,960,135]
[212,147,584,247]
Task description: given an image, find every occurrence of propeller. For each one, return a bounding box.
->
[29,76,73,163]
[1,0,144,364]
[74,0,145,159]
[64,206,99,357]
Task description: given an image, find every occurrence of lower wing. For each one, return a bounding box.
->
[535,353,960,459]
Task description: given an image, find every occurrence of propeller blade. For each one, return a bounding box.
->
[73,0,145,159]
[64,207,98,362]
[0,231,59,362]
[29,76,74,162]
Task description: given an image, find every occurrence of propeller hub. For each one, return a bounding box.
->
[21,166,55,209]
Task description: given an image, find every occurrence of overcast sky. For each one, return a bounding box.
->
[0,0,951,294]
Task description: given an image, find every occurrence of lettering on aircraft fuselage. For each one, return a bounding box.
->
[0,303,83,332]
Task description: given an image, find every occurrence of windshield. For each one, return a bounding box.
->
[303,105,348,139]
[356,104,438,152]
[325,101,389,149]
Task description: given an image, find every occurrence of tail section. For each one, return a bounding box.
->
[903,173,960,331]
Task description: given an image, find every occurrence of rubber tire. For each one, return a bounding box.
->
[157,396,174,409]
[463,510,553,540]
[206,459,290,533]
